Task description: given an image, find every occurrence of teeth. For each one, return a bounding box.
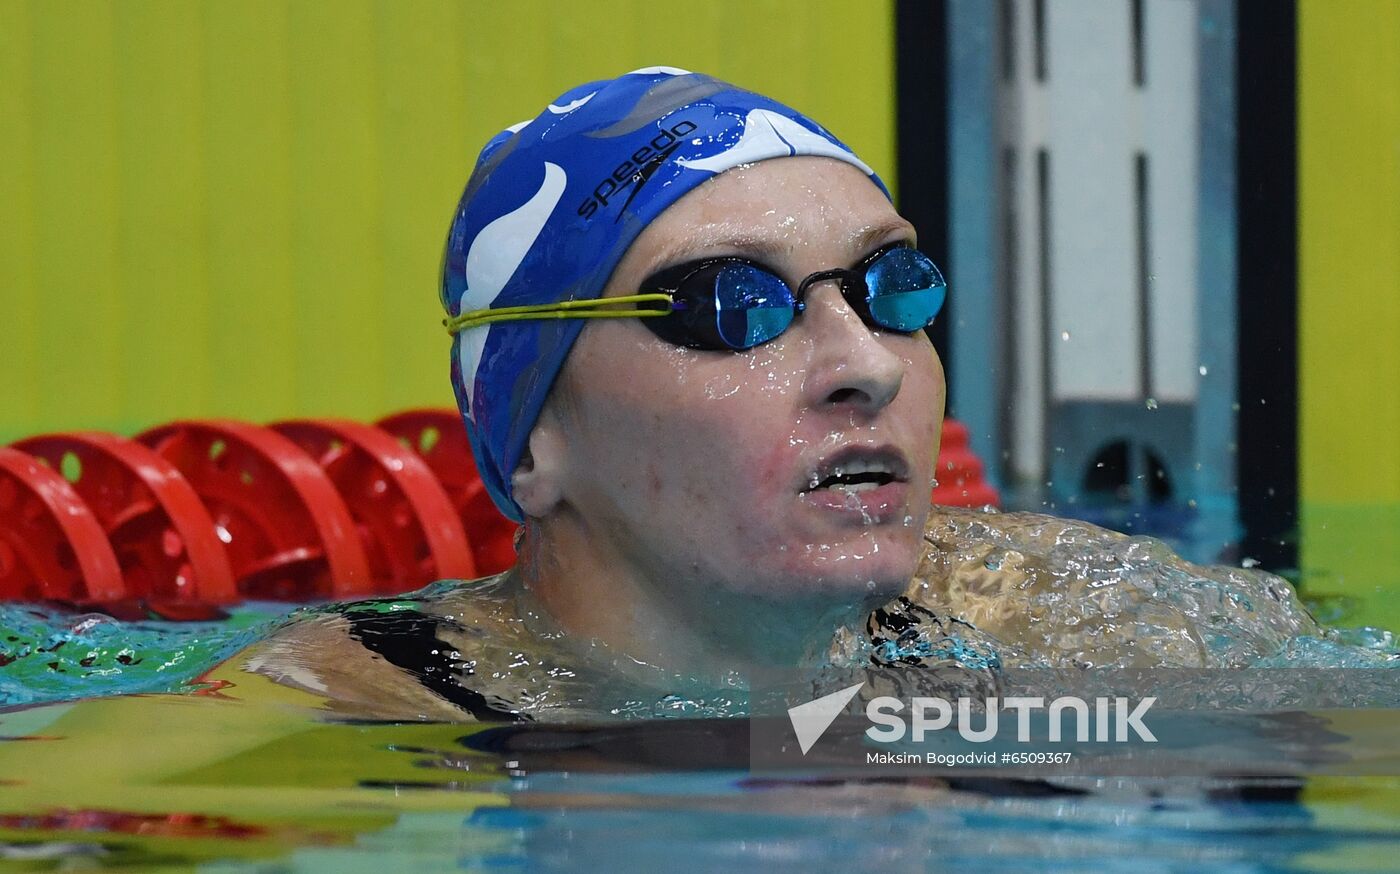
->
[838,460,891,477]
[833,481,880,493]
[806,457,897,491]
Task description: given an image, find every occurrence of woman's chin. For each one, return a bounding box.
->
[737,560,918,609]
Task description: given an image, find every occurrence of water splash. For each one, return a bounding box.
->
[910,507,1396,669]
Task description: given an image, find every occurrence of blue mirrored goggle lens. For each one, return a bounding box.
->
[864,247,947,332]
[713,264,796,349]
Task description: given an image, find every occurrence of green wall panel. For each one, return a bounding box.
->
[0,1,38,432]
[1298,0,1400,627]
[204,2,298,420]
[0,0,895,441]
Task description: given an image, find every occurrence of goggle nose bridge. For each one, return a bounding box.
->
[794,266,864,305]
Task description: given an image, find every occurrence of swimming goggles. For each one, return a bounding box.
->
[444,243,947,352]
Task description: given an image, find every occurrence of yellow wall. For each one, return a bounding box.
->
[1298,0,1400,625]
[0,0,895,441]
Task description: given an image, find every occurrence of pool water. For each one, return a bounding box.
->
[4,689,1400,871]
[2,508,1399,871]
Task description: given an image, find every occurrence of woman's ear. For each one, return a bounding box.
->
[511,402,567,518]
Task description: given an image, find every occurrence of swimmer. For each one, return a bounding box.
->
[241,68,1317,720]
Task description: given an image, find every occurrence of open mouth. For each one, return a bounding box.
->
[808,461,897,494]
[801,451,908,497]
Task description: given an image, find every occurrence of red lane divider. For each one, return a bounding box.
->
[375,409,518,575]
[271,419,477,592]
[12,433,237,619]
[0,446,126,604]
[932,419,1001,508]
[138,421,374,602]
[0,413,997,618]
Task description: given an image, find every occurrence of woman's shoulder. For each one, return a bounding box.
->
[236,573,528,721]
[912,505,1315,668]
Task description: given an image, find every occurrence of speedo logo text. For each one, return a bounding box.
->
[577,119,699,221]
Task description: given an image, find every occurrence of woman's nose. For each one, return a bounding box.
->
[797,283,905,413]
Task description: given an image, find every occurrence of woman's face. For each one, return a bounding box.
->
[547,156,945,608]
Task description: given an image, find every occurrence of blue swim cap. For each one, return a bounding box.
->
[442,66,889,521]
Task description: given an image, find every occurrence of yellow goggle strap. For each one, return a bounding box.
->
[443,294,673,335]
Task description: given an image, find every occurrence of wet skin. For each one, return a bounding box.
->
[243,157,948,708]
[237,160,1323,716]
[523,156,945,608]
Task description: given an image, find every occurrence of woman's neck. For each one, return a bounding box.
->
[511,521,873,690]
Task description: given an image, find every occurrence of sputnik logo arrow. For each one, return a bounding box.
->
[787,682,865,755]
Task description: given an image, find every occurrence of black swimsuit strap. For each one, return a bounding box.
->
[342,606,530,722]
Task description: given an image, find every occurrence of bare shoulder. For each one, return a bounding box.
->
[914,506,1130,603]
[909,506,1313,668]
[236,610,463,721]
[236,576,521,721]
[910,507,1205,665]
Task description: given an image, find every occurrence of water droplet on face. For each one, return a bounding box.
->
[1145,398,1159,410]
[703,373,741,400]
